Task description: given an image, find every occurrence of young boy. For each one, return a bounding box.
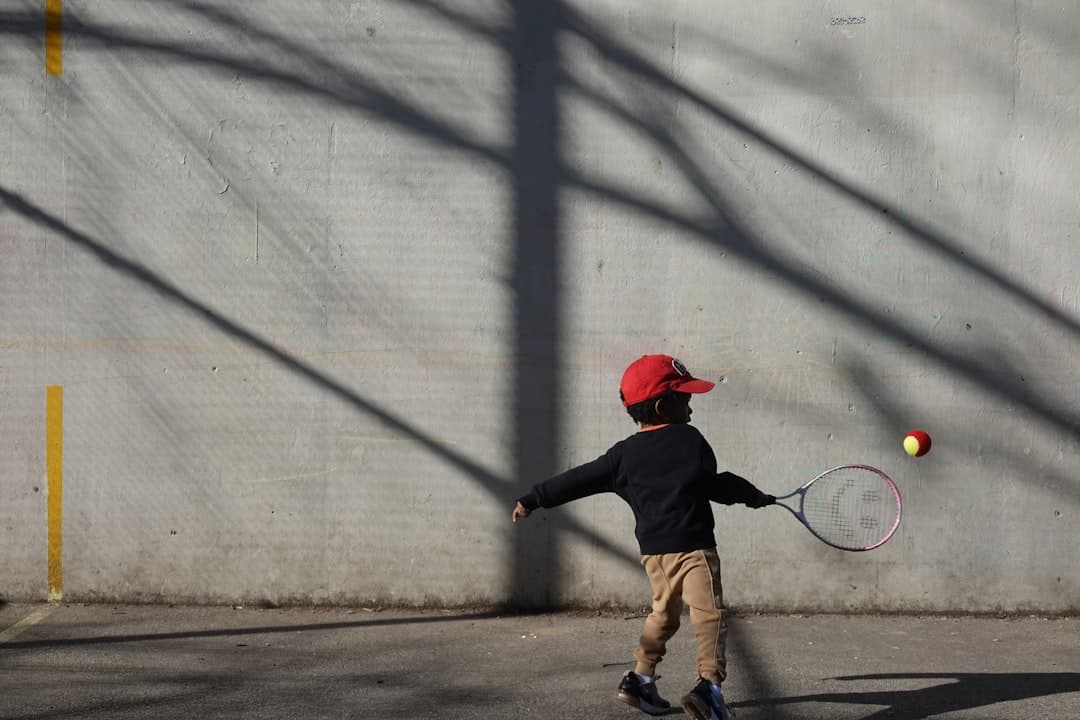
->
[512,354,774,720]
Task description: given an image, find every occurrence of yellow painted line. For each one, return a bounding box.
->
[46,385,63,602]
[0,606,55,644]
[45,0,63,76]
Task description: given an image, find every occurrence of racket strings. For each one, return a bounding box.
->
[801,468,900,550]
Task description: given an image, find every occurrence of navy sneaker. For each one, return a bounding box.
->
[616,671,672,715]
[680,677,734,720]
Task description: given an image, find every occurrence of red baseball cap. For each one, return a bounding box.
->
[619,354,716,407]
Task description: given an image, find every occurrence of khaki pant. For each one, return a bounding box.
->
[633,548,727,685]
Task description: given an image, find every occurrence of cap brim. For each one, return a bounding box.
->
[673,378,715,394]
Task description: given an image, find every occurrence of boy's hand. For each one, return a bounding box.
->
[512,501,531,522]
[746,493,775,508]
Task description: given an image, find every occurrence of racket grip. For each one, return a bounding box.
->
[746,492,775,508]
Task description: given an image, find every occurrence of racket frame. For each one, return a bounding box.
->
[774,464,902,551]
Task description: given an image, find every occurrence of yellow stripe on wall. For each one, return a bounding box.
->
[45,0,63,76]
[46,386,63,602]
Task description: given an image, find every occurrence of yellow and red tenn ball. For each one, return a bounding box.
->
[903,429,932,457]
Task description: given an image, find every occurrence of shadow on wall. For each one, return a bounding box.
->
[506,1,568,609]
[0,186,642,605]
[557,9,1080,467]
[1,3,1078,613]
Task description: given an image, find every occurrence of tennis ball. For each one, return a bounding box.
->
[903,429,932,457]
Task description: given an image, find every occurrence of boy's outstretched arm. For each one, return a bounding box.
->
[511,452,617,523]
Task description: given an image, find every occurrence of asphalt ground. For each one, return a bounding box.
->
[1,602,1077,719]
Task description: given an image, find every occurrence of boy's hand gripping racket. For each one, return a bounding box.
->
[774,464,902,551]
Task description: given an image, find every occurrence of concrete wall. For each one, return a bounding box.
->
[2,1,1078,613]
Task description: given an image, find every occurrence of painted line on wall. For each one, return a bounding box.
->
[45,0,63,75]
[46,385,63,602]
[0,607,56,645]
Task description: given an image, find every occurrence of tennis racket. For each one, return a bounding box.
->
[774,464,901,551]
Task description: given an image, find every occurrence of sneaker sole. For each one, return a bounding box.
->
[616,691,669,716]
[681,694,736,720]
[679,694,712,720]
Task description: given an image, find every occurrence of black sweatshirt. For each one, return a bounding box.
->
[517,423,768,555]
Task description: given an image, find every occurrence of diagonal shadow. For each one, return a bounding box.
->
[0,192,502,494]
[0,9,506,166]
[552,10,1080,483]
[559,6,1080,341]
[0,186,642,583]
[843,353,1079,504]
[736,672,1080,720]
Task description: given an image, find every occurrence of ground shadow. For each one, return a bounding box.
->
[735,672,1080,719]
[0,608,501,650]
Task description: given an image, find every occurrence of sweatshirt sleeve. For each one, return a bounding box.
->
[708,471,772,506]
[516,449,618,511]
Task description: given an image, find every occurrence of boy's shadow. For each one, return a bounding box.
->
[734,672,1080,719]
